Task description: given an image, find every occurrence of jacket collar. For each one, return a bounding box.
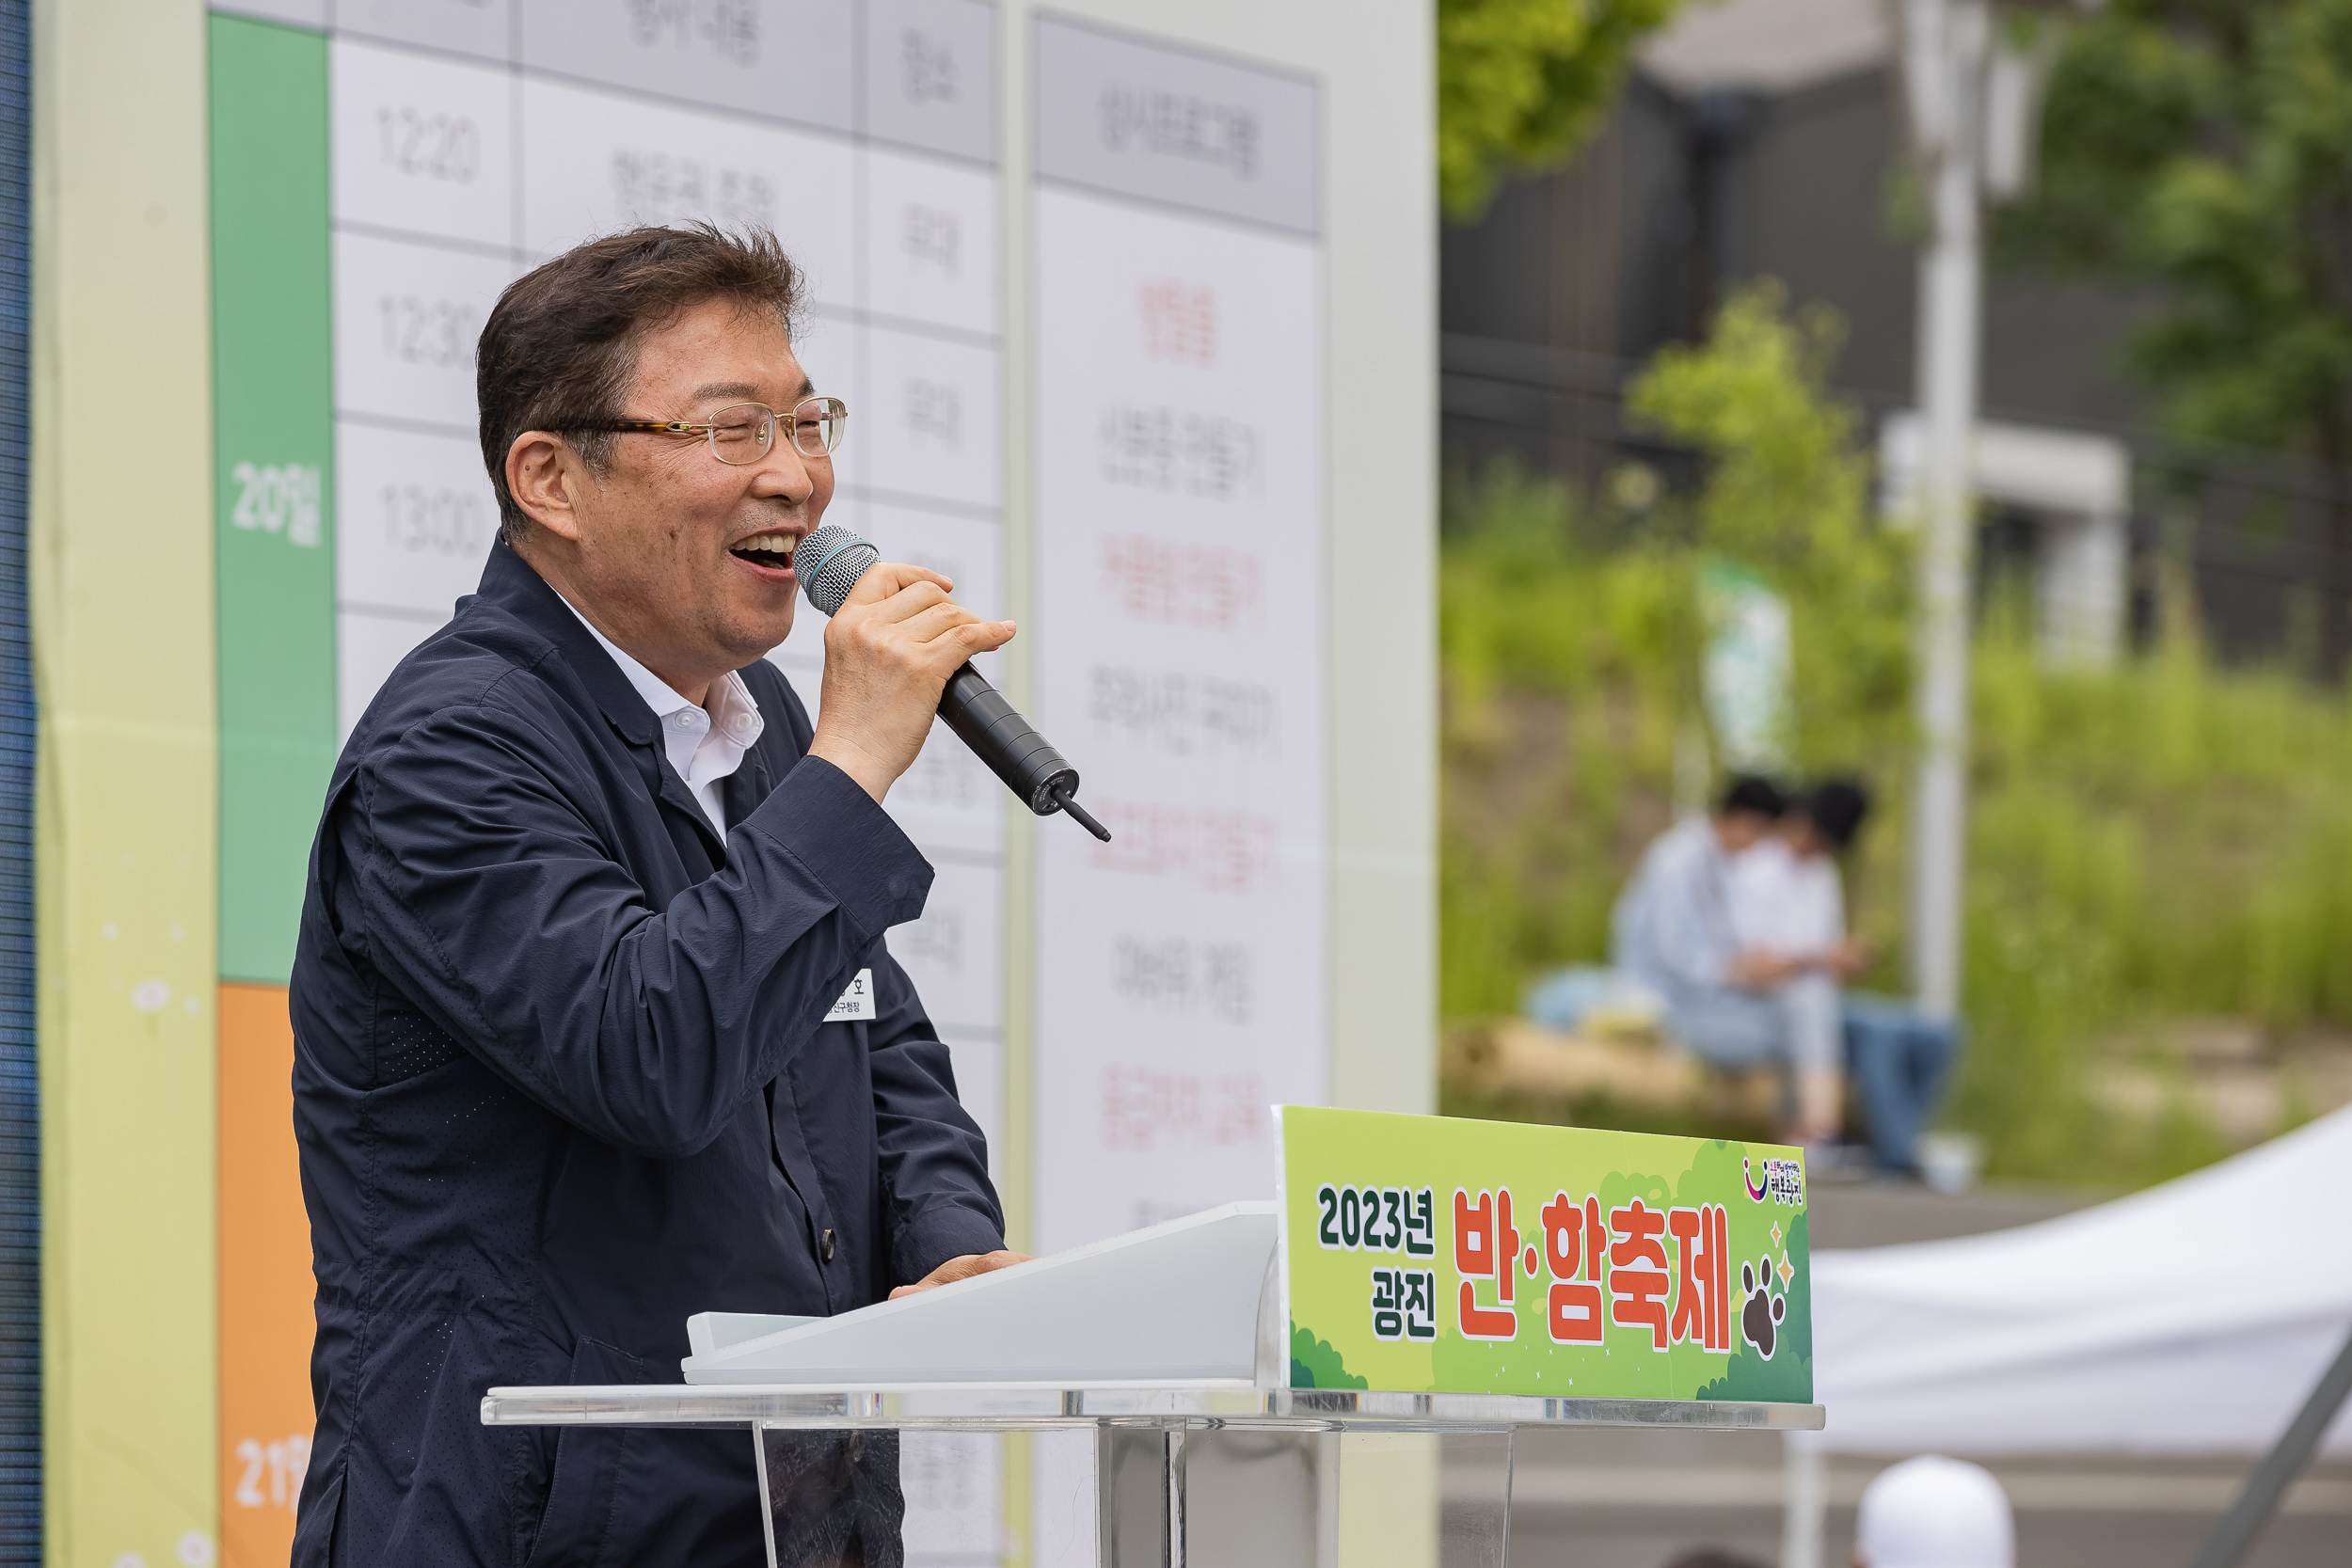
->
[476,538,664,750]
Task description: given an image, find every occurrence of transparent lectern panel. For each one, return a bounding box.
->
[755,1427,1006,1568]
[900,1431,1004,1566]
[1181,1430,1323,1564]
[1076,1424,1508,1568]
[1427,1433,1513,1568]
[747,1420,1512,1568]
[755,1428,905,1568]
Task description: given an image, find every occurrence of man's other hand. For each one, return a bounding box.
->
[1831,938,1874,979]
[889,1249,1035,1299]
[807,561,1016,803]
[1728,951,1807,987]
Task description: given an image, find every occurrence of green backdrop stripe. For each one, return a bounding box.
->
[211,14,335,985]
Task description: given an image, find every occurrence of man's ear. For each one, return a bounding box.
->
[505,431,588,546]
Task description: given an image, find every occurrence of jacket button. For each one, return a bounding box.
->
[820,1228,836,1262]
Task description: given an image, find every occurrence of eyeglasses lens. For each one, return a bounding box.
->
[708,404,773,464]
[792,397,848,457]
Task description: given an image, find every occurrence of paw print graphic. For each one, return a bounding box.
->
[1740,1256,1787,1359]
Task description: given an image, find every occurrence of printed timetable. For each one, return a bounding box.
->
[1030,18,1329,1256]
[220,0,1009,1130]
[208,2,1007,1563]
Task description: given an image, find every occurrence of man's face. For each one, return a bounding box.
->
[558,296,833,677]
[1782,816,1833,859]
[1714,810,1773,853]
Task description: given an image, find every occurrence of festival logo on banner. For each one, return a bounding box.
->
[1276,1107,1813,1402]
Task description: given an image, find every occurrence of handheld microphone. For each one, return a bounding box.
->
[792,525,1112,842]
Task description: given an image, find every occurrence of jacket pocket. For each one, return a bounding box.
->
[519,1338,651,1568]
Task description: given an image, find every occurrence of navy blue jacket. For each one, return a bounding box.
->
[289,541,1002,1566]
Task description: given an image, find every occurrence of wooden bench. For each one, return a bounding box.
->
[1440,1018,1782,1127]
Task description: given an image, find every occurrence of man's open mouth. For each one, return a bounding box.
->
[730,531,797,570]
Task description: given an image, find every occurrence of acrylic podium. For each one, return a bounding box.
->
[483,1189,1826,1567]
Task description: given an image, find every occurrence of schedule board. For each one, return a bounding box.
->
[209,3,1005,1563]
[1029,17,1329,1254]
[43,1,1426,1564]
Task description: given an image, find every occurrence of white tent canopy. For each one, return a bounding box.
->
[1807,1105,2352,1456]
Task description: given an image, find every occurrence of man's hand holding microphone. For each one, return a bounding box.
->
[803,559,1014,805]
[791,525,1111,839]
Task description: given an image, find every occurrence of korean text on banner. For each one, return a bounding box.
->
[1275,1107,1812,1402]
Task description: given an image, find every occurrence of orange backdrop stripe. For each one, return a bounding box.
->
[218,982,314,1567]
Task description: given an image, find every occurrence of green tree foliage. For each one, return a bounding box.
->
[2008,0,2352,454]
[1438,0,1684,220]
[2002,0,2352,653]
[1624,285,1915,768]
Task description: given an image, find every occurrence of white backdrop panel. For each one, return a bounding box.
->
[516,75,856,303]
[866,502,1004,624]
[1032,187,1327,1252]
[332,230,515,429]
[889,856,1005,1040]
[335,421,500,625]
[864,148,999,335]
[338,0,513,63]
[336,611,440,743]
[862,326,1002,509]
[515,0,855,133]
[330,40,516,251]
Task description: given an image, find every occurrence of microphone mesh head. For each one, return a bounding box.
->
[792,524,880,616]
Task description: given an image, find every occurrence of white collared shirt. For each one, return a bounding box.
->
[565,605,765,835]
[1727,834,1845,958]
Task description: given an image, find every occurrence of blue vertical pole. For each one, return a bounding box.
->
[0,1,37,1560]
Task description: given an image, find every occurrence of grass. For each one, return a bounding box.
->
[1439,466,2352,1188]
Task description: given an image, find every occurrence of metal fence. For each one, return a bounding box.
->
[1441,329,2352,673]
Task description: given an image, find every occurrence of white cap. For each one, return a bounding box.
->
[1854,1455,2014,1568]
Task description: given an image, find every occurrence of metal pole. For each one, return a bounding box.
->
[1905,0,1987,1019]
[2185,1320,2352,1568]
[1165,1426,1188,1568]
[1780,1432,1825,1568]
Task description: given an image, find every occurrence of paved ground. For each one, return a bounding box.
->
[1475,1180,2352,1568]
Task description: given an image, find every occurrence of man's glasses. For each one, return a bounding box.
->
[575,397,850,464]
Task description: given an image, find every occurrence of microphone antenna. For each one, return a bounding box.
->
[1050,781,1112,842]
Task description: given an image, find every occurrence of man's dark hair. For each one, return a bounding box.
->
[1800,777,1872,848]
[475,223,806,546]
[1717,774,1787,820]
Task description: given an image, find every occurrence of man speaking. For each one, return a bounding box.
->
[290,225,1021,1566]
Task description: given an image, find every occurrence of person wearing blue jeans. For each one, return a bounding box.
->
[1727,780,1966,1172]
[1842,993,1963,1173]
[1612,776,1851,1146]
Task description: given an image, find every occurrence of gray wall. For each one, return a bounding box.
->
[1442,63,2153,430]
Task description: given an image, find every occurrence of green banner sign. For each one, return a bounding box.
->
[1277,1107,1812,1403]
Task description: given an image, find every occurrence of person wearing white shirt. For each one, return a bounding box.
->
[1611,776,1846,1146]
[1727,832,1847,968]
[567,600,763,835]
[1728,780,1962,1172]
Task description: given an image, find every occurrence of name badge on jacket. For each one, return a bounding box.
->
[825,969,876,1022]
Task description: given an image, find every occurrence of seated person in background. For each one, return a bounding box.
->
[1729,779,1963,1173]
[1611,775,1844,1147]
[1725,780,1871,989]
